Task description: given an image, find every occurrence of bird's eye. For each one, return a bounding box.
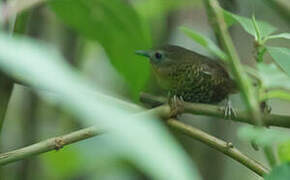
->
[155,52,163,59]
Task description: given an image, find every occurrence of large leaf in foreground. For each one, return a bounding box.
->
[0,34,200,180]
[50,0,152,97]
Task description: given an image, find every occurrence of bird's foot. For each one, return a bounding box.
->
[260,101,272,114]
[169,95,184,118]
[222,99,237,120]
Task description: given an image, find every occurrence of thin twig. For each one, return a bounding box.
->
[0,126,104,165]
[0,106,170,166]
[167,119,269,176]
[208,0,263,126]
[140,92,290,128]
[208,0,278,167]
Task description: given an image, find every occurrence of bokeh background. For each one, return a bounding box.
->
[1,0,290,179]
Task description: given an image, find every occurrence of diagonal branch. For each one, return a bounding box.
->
[0,126,104,165]
[140,92,290,128]
[167,119,269,176]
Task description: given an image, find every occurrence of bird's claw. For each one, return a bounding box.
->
[260,102,272,114]
[222,100,237,120]
[169,95,184,118]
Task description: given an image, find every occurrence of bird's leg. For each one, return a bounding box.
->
[222,98,237,120]
[260,101,272,114]
[168,94,184,118]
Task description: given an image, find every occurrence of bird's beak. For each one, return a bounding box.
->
[135,50,150,58]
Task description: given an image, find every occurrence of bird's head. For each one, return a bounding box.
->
[135,45,189,67]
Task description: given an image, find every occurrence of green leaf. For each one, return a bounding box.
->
[0,33,200,180]
[278,141,290,163]
[267,47,290,76]
[180,26,227,60]
[42,147,86,179]
[134,0,198,19]
[257,63,290,89]
[265,163,290,180]
[257,63,290,101]
[49,0,152,97]
[223,10,277,38]
[267,33,290,41]
[238,125,290,146]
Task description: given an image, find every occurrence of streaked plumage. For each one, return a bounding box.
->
[136,45,237,104]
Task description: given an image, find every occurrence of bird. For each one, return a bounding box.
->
[136,45,237,116]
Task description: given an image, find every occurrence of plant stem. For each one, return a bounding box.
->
[207,0,278,167]
[140,92,290,128]
[0,113,269,177]
[208,0,262,126]
[167,119,269,177]
[0,126,104,165]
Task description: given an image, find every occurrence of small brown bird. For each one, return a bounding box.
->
[136,45,237,115]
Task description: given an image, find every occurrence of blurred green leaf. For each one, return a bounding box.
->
[278,141,290,163]
[42,147,86,179]
[257,63,290,89]
[49,0,152,97]
[134,0,199,19]
[180,26,227,60]
[265,163,290,180]
[257,63,290,101]
[267,47,290,76]
[238,125,290,146]
[267,33,290,41]
[0,33,200,180]
[223,10,277,38]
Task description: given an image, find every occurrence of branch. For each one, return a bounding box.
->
[167,119,269,176]
[0,107,269,177]
[140,92,290,128]
[208,0,278,166]
[0,126,104,165]
[0,105,170,165]
[208,0,263,126]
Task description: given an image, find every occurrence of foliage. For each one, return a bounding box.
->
[279,141,290,163]
[238,126,290,147]
[181,6,290,176]
[1,0,290,179]
[180,26,227,60]
[0,33,200,180]
[49,0,152,98]
[265,163,290,180]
